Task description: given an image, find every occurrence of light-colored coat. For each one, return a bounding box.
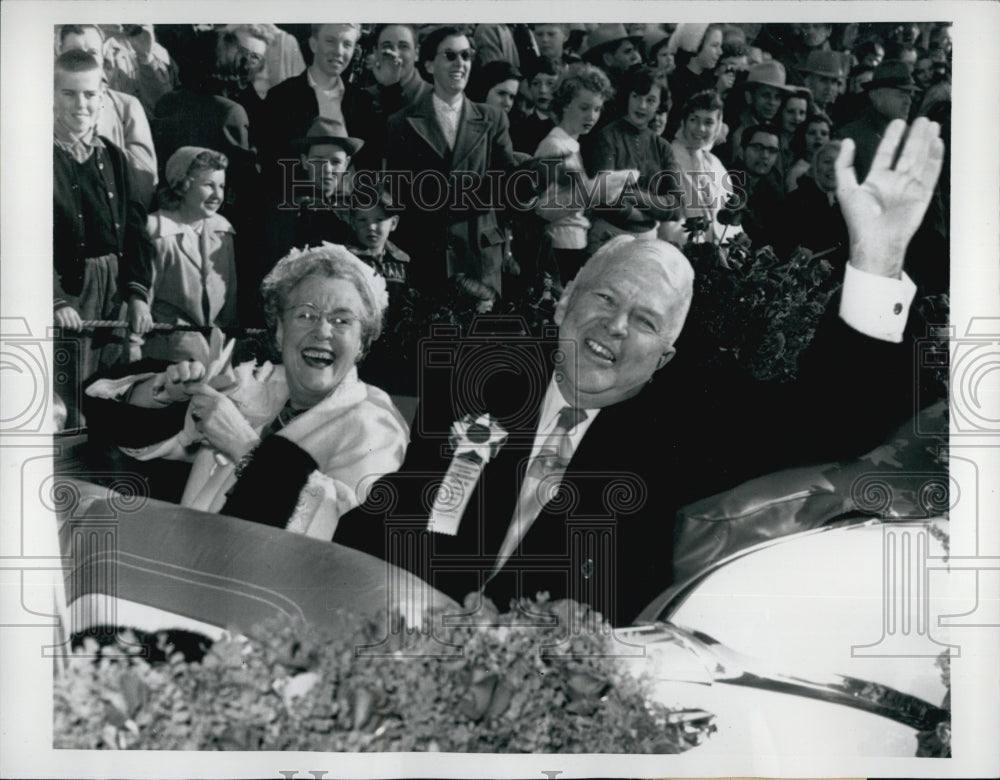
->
[143,211,237,362]
[93,363,408,540]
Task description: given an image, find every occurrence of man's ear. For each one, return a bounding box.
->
[655,346,676,371]
[388,215,400,231]
[275,319,284,352]
[602,50,615,70]
[553,279,576,326]
[308,35,317,57]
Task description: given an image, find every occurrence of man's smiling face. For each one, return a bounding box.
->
[554,248,683,408]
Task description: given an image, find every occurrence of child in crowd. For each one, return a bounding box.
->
[346,188,409,303]
[142,146,237,362]
[669,89,744,244]
[53,49,154,426]
[777,90,812,187]
[586,65,681,252]
[264,117,363,268]
[534,63,617,284]
[786,113,833,193]
[510,56,560,154]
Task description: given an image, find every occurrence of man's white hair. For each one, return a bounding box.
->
[575,235,695,345]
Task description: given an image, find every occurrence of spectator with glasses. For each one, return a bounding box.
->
[726,60,801,164]
[731,124,786,248]
[212,26,269,148]
[385,25,520,308]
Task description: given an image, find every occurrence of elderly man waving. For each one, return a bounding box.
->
[340,118,946,626]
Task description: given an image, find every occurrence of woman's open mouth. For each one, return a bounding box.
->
[302,347,336,368]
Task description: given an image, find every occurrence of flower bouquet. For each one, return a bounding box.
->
[679,216,841,382]
[54,596,716,753]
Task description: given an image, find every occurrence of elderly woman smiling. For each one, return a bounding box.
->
[83,243,408,540]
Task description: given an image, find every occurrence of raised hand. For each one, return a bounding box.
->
[836,117,944,278]
[372,49,403,86]
[126,24,155,64]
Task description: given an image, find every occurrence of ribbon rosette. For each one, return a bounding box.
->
[449,414,508,465]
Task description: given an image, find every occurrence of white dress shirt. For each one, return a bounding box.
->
[432,92,463,150]
[307,66,346,125]
[840,265,918,343]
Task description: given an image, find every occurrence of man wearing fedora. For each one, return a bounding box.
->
[841,60,948,295]
[580,24,643,87]
[263,116,364,269]
[799,49,847,118]
[840,60,920,180]
[727,60,804,165]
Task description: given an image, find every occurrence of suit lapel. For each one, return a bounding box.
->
[406,93,450,161]
[451,98,488,171]
[451,365,545,558]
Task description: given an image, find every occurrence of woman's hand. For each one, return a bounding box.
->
[152,360,206,404]
[188,384,260,463]
[125,359,206,408]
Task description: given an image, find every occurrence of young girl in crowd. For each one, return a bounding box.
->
[786,113,833,193]
[467,60,524,116]
[665,23,723,138]
[534,63,617,284]
[586,65,680,251]
[776,90,811,189]
[669,89,744,244]
[142,146,237,361]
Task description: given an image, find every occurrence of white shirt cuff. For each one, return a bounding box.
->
[839,264,918,343]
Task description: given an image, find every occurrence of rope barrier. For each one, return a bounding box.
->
[75,321,268,336]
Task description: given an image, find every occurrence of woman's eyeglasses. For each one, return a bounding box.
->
[238,45,265,68]
[285,303,357,330]
[438,48,475,62]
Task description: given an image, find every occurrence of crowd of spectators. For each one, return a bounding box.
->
[53,21,952,427]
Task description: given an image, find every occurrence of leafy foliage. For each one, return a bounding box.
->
[54,596,715,752]
[681,226,842,383]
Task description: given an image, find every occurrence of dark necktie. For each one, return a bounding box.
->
[492,405,587,574]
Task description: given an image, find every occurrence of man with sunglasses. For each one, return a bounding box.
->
[384,25,521,309]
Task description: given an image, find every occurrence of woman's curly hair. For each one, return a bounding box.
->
[260,246,388,363]
[550,62,615,122]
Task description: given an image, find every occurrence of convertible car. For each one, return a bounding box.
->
[53,400,953,756]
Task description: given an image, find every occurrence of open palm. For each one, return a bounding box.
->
[836,118,945,277]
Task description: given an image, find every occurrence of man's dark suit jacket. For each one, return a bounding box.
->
[261,71,406,179]
[334,308,932,627]
[384,92,519,298]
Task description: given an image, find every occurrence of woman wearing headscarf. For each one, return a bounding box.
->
[665,23,724,138]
